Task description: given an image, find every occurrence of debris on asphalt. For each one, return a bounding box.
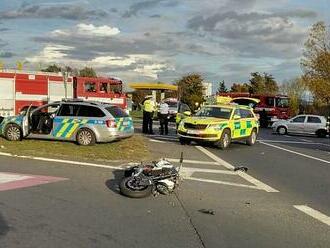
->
[234,166,248,172]
[198,209,215,215]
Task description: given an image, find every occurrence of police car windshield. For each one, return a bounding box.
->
[106,106,129,118]
[195,107,232,119]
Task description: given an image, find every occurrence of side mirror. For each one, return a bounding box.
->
[183,111,191,116]
[234,115,241,120]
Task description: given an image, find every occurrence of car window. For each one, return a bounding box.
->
[78,105,105,117]
[58,104,80,117]
[179,103,190,113]
[307,116,321,123]
[105,106,128,118]
[234,109,241,118]
[292,116,306,123]
[240,109,254,118]
[195,107,232,119]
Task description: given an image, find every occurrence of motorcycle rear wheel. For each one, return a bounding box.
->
[119,177,153,198]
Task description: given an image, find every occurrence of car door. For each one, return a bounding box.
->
[232,109,243,139]
[305,116,323,134]
[53,104,80,139]
[22,105,33,137]
[287,116,306,133]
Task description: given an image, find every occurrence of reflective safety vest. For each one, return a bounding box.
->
[144,99,155,112]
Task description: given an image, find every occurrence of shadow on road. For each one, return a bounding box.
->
[105,169,125,195]
[0,213,9,238]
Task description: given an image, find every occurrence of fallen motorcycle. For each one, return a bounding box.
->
[120,153,183,198]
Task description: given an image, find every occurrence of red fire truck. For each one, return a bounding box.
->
[218,92,290,125]
[0,70,127,117]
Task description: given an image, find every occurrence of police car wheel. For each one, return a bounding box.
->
[246,129,257,146]
[5,124,22,141]
[216,129,231,149]
[76,128,96,146]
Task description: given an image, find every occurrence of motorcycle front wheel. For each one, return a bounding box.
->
[119,177,153,198]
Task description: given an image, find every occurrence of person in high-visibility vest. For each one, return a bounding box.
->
[143,95,156,134]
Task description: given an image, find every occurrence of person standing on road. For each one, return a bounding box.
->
[143,95,156,134]
[159,100,169,135]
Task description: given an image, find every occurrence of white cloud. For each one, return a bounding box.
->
[51,23,120,37]
[26,44,74,63]
[134,63,170,79]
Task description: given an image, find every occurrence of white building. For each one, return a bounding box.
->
[202,82,213,97]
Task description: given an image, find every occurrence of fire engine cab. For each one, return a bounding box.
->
[218,92,290,126]
[0,70,127,117]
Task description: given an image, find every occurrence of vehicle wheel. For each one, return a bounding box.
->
[215,129,231,149]
[119,177,153,198]
[246,129,257,146]
[316,129,327,138]
[4,124,22,141]
[179,137,191,145]
[76,128,96,146]
[277,126,287,135]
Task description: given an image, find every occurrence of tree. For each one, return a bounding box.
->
[217,80,228,93]
[249,72,278,94]
[79,67,97,77]
[177,73,204,111]
[280,77,306,115]
[41,64,62,73]
[230,83,250,92]
[301,21,330,104]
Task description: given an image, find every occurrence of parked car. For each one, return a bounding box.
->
[0,99,134,145]
[272,114,328,137]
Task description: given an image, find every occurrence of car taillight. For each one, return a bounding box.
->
[106,120,117,128]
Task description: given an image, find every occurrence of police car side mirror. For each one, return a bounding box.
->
[234,115,241,120]
[183,111,191,116]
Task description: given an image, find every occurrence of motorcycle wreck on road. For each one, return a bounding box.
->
[119,153,184,198]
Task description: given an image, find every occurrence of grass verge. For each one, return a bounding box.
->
[0,135,150,163]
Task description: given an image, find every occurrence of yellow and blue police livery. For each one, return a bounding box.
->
[0,99,134,146]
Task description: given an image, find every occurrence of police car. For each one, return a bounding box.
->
[0,99,134,145]
[177,104,259,149]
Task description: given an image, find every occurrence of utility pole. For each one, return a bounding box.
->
[62,68,68,100]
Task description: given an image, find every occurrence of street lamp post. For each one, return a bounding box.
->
[62,69,68,100]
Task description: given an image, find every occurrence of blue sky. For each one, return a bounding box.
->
[0,0,329,91]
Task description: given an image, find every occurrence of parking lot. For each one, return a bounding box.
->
[0,123,330,247]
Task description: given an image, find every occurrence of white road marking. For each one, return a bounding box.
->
[195,146,279,193]
[187,177,259,190]
[294,205,330,226]
[258,139,330,147]
[0,173,31,183]
[166,158,218,165]
[0,152,123,170]
[260,141,330,165]
[149,139,167,143]
[300,139,312,143]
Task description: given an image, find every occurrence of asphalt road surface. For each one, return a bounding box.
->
[0,125,330,248]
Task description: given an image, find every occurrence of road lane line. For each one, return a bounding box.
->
[294,205,330,226]
[0,152,123,170]
[195,146,234,170]
[260,141,330,165]
[195,146,279,193]
[166,158,218,165]
[186,177,260,190]
[258,139,330,146]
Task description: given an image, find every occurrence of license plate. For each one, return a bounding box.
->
[187,129,200,135]
[123,121,129,125]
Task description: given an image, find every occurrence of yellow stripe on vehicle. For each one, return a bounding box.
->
[56,123,71,137]
[65,123,80,138]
